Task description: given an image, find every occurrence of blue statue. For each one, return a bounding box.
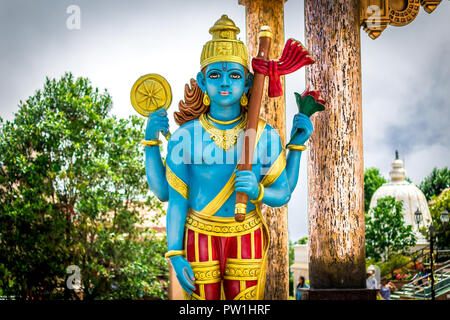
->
[140,15,322,300]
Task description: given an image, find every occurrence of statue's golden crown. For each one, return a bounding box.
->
[200,15,249,70]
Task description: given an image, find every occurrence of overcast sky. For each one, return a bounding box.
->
[1,0,449,241]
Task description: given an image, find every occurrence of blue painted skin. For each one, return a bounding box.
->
[144,62,313,294]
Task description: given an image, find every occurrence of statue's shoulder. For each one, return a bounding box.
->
[176,118,198,132]
[257,118,283,155]
[258,118,281,138]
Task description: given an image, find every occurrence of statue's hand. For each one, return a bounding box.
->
[145,109,169,140]
[235,170,259,200]
[289,113,313,146]
[170,255,196,295]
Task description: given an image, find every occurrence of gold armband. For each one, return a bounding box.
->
[250,183,264,204]
[141,139,162,147]
[286,144,306,151]
[164,250,185,259]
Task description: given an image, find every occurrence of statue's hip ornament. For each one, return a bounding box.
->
[183,206,270,300]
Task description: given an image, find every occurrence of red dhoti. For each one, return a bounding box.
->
[183,208,269,300]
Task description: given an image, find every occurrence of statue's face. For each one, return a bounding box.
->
[198,62,251,107]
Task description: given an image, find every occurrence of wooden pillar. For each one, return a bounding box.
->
[239,0,288,300]
[304,0,366,290]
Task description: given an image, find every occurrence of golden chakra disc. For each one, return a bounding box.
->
[130,73,172,117]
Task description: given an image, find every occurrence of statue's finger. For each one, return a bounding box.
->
[186,267,195,282]
[235,183,249,190]
[176,274,191,293]
[236,170,253,176]
[235,176,252,182]
[153,117,169,124]
[235,186,249,193]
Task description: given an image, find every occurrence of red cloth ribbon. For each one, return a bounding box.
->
[252,38,316,98]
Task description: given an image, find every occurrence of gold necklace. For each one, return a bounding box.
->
[207,113,242,125]
[199,112,247,151]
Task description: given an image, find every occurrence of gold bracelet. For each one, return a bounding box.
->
[141,139,162,147]
[250,183,265,204]
[164,250,185,259]
[287,144,306,151]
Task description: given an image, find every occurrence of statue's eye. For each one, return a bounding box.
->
[230,73,242,79]
[208,72,220,79]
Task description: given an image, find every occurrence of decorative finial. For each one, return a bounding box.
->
[390,150,406,182]
[209,15,240,40]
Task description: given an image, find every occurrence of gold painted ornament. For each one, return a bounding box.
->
[130,73,172,140]
[199,112,247,151]
[360,0,443,39]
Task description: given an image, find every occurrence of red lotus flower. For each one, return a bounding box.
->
[301,89,326,106]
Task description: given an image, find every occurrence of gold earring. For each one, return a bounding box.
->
[240,92,248,107]
[203,91,211,106]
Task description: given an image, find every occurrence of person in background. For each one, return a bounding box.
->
[378,278,397,300]
[366,270,378,290]
[295,276,309,300]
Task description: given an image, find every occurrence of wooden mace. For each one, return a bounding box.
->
[235,26,272,222]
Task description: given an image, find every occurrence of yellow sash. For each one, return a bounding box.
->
[260,151,286,187]
[200,118,267,216]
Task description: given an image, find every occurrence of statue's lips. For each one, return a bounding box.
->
[219,91,230,96]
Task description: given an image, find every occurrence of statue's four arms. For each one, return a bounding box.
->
[141,15,324,300]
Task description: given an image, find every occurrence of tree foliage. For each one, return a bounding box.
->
[0,73,167,299]
[420,189,450,250]
[365,196,416,262]
[364,168,386,213]
[419,167,450,201]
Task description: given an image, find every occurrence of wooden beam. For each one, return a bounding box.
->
[304,0,366,289]
[239,0,289,300]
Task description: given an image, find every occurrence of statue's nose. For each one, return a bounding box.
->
[221,75,230,88]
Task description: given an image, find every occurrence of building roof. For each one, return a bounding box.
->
[369,152,431,244]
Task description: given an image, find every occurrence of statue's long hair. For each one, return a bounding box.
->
[174,75,251,127]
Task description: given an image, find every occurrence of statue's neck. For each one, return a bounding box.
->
[208,103,241,123]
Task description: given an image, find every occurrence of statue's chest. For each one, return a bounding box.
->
[189,139,262,181]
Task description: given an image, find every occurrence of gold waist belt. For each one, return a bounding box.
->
[185,208,262,237]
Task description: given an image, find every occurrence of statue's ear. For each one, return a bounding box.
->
[196,71,206,93]
[245,72,254,93]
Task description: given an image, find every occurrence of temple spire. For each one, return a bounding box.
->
[390,152,406,182]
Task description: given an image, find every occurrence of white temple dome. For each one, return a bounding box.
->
[369,151,431,245]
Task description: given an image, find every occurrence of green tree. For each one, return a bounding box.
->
[365,196,416,262]
[288,236,308,296]
[419,167,450,201]
[0,73,167,300]
[364,168,386,212]
[420,189,450,250]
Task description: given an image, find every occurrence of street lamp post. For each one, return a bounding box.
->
[414,208,449,300]
[441,209,449,226]
[429,224,435,300]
